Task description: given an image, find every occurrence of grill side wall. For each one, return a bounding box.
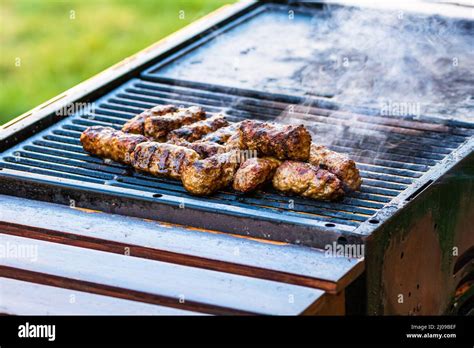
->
[365,149,474,314]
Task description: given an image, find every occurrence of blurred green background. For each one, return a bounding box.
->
[0,0,233,125]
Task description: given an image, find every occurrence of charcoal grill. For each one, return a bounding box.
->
[1,1,473,315]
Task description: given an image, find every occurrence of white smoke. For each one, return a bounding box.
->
[294,5,474,121]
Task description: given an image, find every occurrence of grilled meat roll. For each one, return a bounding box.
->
[272,161,344,201]
[201,122,239,144]
[167,114,229,142]
[233,157,281,193]
[224,131,245,151]
[122,104,178,135]
[169,138,226,159]
[80,126,148,164]
[131,142,200,180]
[237,120,311,161]
[181,151,239,196]
[309,144,362,191]
[143,106,206,140]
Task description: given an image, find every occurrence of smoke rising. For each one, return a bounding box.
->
[294,5,474,121]
[271,5,474,157]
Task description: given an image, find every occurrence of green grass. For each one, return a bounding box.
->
[0,0,233,125]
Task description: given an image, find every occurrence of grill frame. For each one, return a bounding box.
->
[0,0,473,249]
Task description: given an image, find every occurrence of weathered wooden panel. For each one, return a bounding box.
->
[0,195,364,293]
[0,277,204,315]
[0,234,325,315]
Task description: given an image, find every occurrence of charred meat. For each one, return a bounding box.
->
[131,142,199,180]
[237,120,311,161]
[80,126,148,164]
[143,106,206,140]
[200,122,239,144]
[167,114,229,142]
[309,144,362,191]
[122,104,178,135]
[223,131,245,151]
[233,157,281,193]
[272,161,344,201]
[181,151,239,196]
[169,138,226,159]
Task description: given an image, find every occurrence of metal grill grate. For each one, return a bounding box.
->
[1,78,472,242]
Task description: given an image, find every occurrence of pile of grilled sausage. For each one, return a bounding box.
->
[80,104,362,200]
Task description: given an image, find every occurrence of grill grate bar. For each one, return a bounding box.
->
[323,139,448,160]
[0,162,105,184]
[23,144,126,168]
[17,150,128,175]
[356,163,422,178]
[357,186,400,197]
[73,118,122,129]
[93,108,139,120]
[124,86,234,106]
[2,156,115,181]
[82,113,127,125]
[358,170,414,185]
[326,144,437,166]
